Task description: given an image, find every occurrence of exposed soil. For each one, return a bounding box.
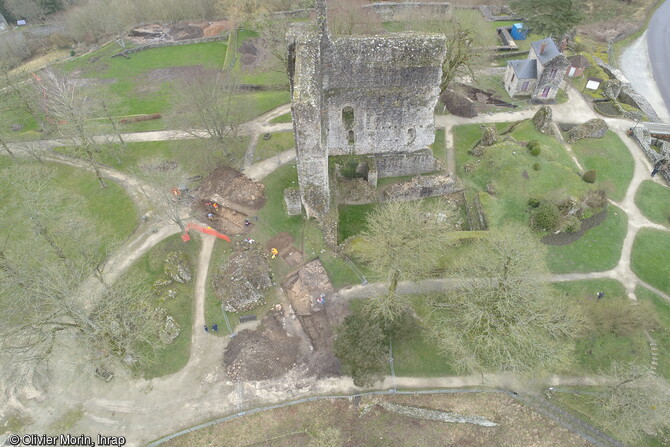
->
[127,20,232,44]
[224,309,301,381]
[196,166,267,215]
[238,38,269,71]
[541,208,608,245]
[266,232,303,266]
[194,200,252,236]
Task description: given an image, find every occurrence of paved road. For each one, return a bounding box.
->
[648,0,670,121]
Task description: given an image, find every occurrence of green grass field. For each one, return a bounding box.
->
[635,180,670,226]
[455,120,589,227]
[0,157,137,248]
[131,233,201,379]
[546,205,627,273]
[554,280,649,374]
[254,131,295,162]
[56,137,250,176]
[269,112,292,124]
[430,128,446,164]
[631,228,670,295]
[636,286,670,380]
[569,131,634,202]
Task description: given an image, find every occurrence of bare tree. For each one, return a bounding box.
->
[218,0,268,26]
[136,157,191,231]
[427,224,587,373]
[327,0,383,36]
[0,163,164,395]
[588,362,670,444]
[353,199,461,323]
[170,70,247,161]
[36,69,108,187]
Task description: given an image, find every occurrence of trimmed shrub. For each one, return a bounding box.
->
[528,197,541,208]
[531,201,561,231]
[533,162,541,171]
[583,169,597,183]
[527,140,541,156]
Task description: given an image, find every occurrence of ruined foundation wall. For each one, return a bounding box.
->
[372,149,441,178]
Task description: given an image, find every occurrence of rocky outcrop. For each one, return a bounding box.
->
[532,106,554,135]
[566,118,608,143]
[164,251,192,283]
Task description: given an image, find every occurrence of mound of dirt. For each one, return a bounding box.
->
[196,166,266,214]
[224,309,301,381]
[213,241,273,312]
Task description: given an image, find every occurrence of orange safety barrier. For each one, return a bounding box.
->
[182,222,231,243]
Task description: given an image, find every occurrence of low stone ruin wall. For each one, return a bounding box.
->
[631,126,670,185]
[594,57,659,122]
[363,2,451,21]
[478,5,519,21]
[384,174,463,202]
[112,34,228,58]
[371,149,441,179]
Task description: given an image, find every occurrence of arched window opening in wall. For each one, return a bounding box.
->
[407,128,416,144]
[348,130,355,145]
[342,106,354,130]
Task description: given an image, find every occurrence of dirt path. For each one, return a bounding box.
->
[9,86,670,445]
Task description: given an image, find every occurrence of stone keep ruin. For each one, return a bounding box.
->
[287,0,447,219]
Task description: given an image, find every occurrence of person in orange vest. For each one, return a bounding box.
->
[271,248,278,259]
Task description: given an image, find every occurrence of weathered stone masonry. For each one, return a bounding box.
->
[288,0,447,219]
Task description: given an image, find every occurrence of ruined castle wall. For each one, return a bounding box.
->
[372,149,441,178]
[323,35,445,156]
[288,24,330,219]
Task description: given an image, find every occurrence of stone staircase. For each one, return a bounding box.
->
[650,339,659,373]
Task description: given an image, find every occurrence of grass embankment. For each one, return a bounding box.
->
[131,233,201,379]
[635,180,670,226]
[569,131,634,202]
[254,132,295,162]
[636,286,670,380]
[632,228,670,295]
[454,121,628,273]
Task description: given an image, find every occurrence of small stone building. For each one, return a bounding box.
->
[566,54,590,77]
[504,37,569,101]
[288,0,447,219]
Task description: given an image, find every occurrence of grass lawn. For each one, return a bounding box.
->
[430,128,446,164]
[635,180,670,226]
[131,233,201,379]
[56,137,250,176]
[631,228,670,295]
[636,286,670,380]
[546,205,627,273]
[552,280,650,374]
[0,157,137,248]
[338,203,378,244]
[553,389,665,447]
[254,131,295,162]
[269,112,292,124]
[256,162,302,240]
[455,120,589,228]
[393,325,456,377]
[569,131,634,202]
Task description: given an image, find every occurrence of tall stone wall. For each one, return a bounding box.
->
[288,0,447,219]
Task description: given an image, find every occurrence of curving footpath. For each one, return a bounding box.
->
[9,86,670,447]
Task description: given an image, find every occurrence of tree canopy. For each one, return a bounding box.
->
[427,224,587,373]
[511,0,581,37]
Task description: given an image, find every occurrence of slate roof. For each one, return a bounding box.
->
[508,59,537,79]
[531,37,560,66]
[567,54,590,69]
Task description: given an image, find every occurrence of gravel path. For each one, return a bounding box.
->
[9,81,670,446]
